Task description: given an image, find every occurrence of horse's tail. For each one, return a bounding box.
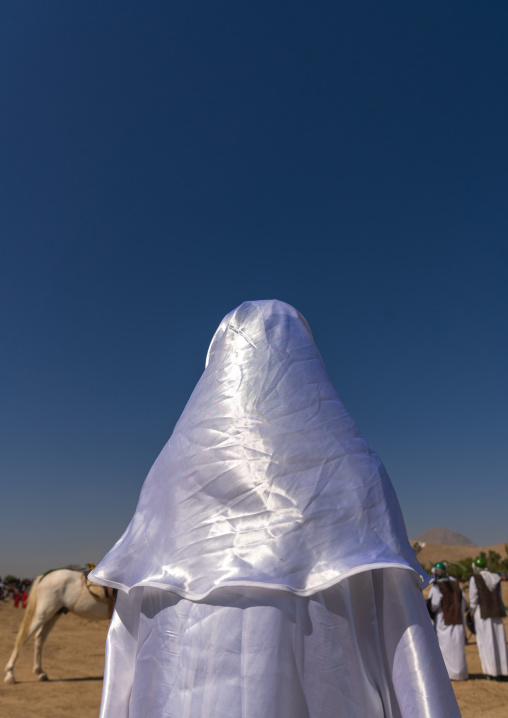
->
[13,575,42,649]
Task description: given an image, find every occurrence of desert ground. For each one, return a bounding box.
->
[1,557,507,717]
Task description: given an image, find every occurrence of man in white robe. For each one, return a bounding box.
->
[428,562,468,680]
[90,300,461,717]
[469,556,508,680]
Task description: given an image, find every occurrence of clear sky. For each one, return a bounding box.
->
[1,2,507,577]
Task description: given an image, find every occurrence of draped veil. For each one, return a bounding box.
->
[90,299,424,597]
[90,300,462,718]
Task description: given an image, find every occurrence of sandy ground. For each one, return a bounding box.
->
[1,580,507,717]
[0,600,108,717]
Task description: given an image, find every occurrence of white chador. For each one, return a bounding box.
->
[428,575,468,680]
[469,566,508,678]
[90,300,461,718]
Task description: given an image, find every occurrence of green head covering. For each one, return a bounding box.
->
[432,561,446,577]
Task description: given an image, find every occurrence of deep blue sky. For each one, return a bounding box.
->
[2,2,507,577]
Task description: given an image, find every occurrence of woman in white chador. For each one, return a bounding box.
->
[469,556,508,679]
[428,562,468,680]
[90,299,460,718]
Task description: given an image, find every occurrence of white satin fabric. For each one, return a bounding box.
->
[100,568,460,718]
[428,578,468,680]
[90,300,424,597]
[90,300,460,717]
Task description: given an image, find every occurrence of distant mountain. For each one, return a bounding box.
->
[417,527,477,547]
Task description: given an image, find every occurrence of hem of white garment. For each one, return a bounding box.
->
[88,562,428,598]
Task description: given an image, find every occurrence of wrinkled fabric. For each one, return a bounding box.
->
[90,300,460,717]
[469,576,508,677]
[90,300,424,597]
[429,579,468,680]
[99,568,460,718]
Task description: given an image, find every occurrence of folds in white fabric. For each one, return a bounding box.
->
[90,301,424,598]
[90,301,456,717]
[99,568,460,718]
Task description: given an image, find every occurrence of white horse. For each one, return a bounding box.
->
[4,569,113,684]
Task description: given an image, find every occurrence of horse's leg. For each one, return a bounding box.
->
[4,577,46,684]
[4,645,20,684]
[33,613,61,681]
[4,642,24,685]
[4,612,42,684]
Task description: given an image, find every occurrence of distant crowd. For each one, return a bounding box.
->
[428,557,508,682]
[0,576,32,607]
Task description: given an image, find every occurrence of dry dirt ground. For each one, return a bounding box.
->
[1,576,507,717]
